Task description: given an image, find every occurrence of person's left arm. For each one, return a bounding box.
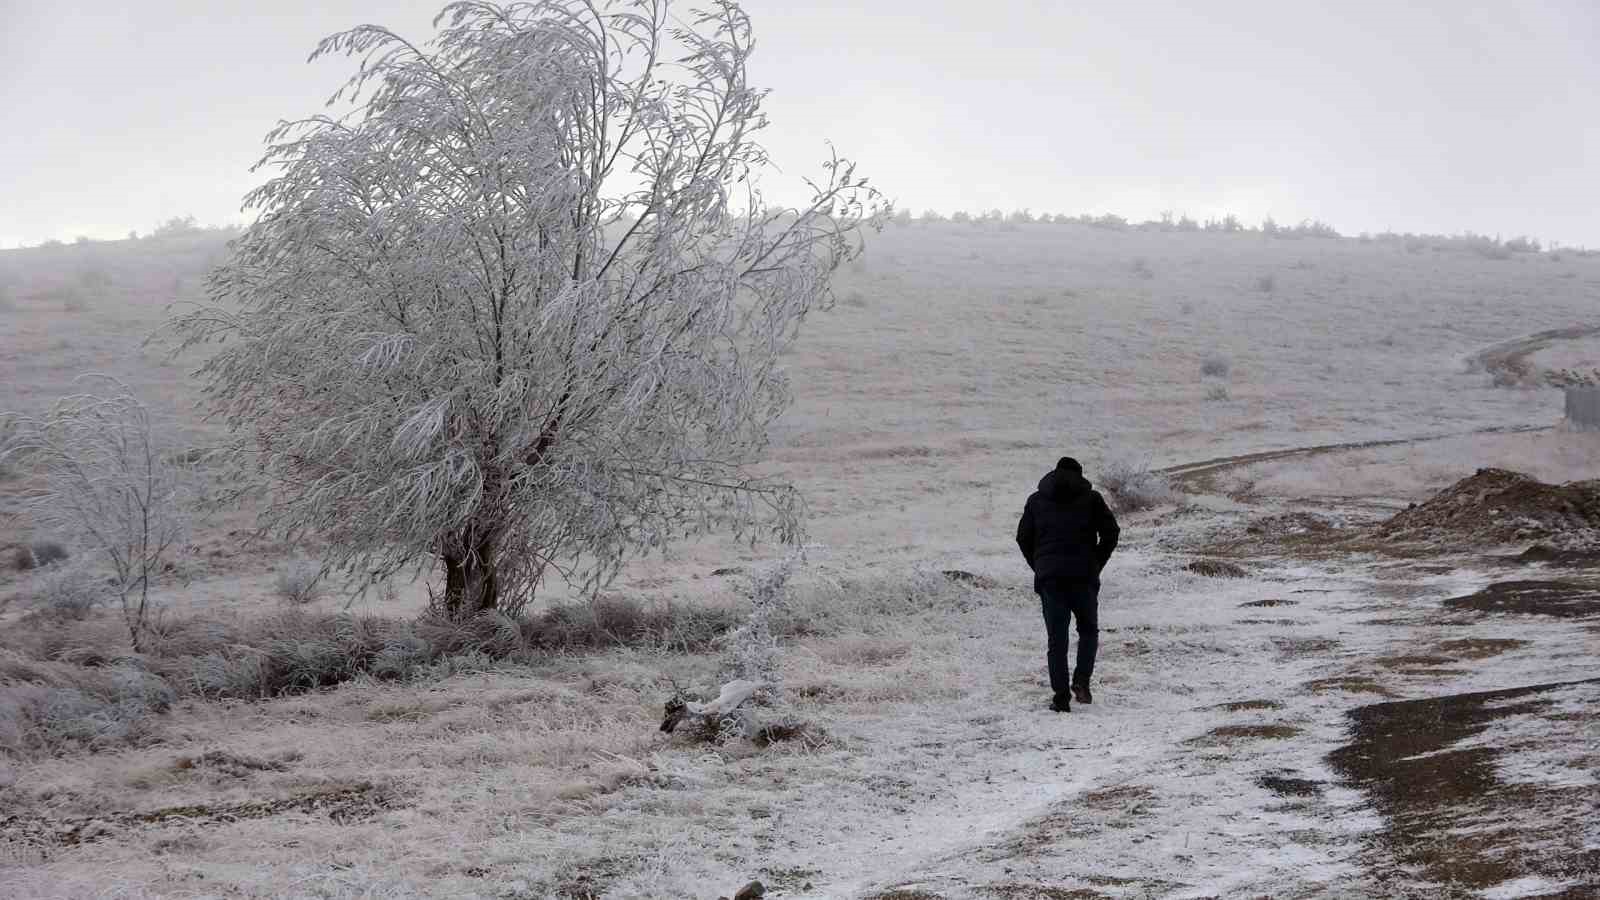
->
[1093,493,1120,570]
[1016,501,1037,570]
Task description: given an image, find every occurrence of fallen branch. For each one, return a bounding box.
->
[659,679,766,734]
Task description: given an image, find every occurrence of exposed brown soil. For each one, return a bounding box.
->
[978,783,1156,864]
[1274,637,1340,658]
[1244,511,1335,537]
[978,885,1108,900]
[1376,468,1600,549]
[1237,617,1305,625]
[942,569,1001,590]
[1158,426,1547,494]
[1079,784,1155,813]
[1468,324,1600,387]
[1500,544,1600,568]
[1328,678,1600,896]
[1188,723,1302,744]
[0,782,399,850]
[1434,637,1528,659]
[1371,654,1456,670]
[1257,774,1323,797]
[1302,676,1398,698]
[1186,559,1247,578]
[1442,580,1600,618]
[1217,699,1282,711]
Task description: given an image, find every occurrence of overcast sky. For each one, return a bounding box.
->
[2,0,1597,248]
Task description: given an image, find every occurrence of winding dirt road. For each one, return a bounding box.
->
[1158,324,1598,490]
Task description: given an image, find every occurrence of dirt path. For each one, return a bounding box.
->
[1467,324,1600,387]
[1158,425,1547,491]
[1160,324,1599,492]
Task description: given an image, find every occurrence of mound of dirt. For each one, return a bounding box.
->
[1376,468,1600,548]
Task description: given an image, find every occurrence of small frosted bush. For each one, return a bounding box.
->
[273,560,324,605]
[1099,456,1177,513]
[1200,355,1232,378]
[12,541,70,572]
[1205,384,1231,402]
[34,564,103,620]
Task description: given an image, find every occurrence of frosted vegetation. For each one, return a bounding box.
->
[171,0,887,619]
[1,1,1599,897]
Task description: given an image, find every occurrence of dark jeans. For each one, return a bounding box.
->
[1038,577,1099,697]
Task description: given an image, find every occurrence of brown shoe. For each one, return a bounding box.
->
[1071,683,1092,705]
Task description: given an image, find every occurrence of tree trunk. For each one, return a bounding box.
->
[441,529,498,619]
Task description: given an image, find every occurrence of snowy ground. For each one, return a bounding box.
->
[2,225,1599,897]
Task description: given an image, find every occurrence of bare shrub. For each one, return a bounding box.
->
[1200,354,1232,378]
[726,558,795,688]
[33,565,104,621]
[1204,384,1231,402]
[1098,456,1176,513]
[11,541,70,572]
[273,560,324,605]
[1,381,193,649]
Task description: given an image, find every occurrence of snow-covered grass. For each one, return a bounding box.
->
[1212,429,1600,501]
[3,223,1599,896]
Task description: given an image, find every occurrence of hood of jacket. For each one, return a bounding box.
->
[1038,468,1092,500]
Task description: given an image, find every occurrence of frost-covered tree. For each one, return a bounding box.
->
[174,1,886,618]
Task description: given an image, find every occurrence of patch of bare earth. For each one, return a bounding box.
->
[1442,579,1600,618]
[1433,637,1528,659]
[1186,723,1303,745]
[1328,678,1600,897]
[0,780,400,853]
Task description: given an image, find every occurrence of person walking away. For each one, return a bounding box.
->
[1016,456,1120,712]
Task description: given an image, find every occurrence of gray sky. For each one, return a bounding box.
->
[2,0,1597,247]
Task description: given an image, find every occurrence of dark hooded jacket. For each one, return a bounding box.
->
[1017,467,1120,586]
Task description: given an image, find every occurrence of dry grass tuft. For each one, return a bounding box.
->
[0,652,175,757]
[1190,723,1302,744]
[1187,559,1247,578]
[1200,354,1232,377]
[1218,698,1282,711]
[171,749,289,777]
